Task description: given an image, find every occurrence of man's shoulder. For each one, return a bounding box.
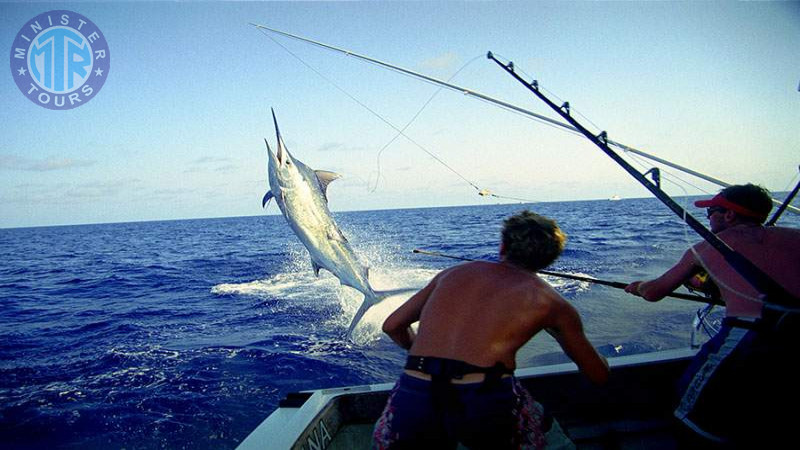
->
[445,260,496,274]
[436,261,499,281]
[719,224,800,243]
[769,225,800,238]
[516,274,564,306]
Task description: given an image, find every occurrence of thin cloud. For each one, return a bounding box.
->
[317,142,345,152]
[3,179,144,204]
[316,142,365,152]
[64,179,144,200]
[192,156,232,164]
[214,164,238,173]
[0,154,95,171]
[419,52,459,71]
[151,187,196,197]
[185,156,237,173]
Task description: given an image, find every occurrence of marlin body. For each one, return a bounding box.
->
[263,110,410,339]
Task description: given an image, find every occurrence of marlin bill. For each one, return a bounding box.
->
[262,109,413,339]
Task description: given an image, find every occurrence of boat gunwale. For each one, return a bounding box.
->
[235,347,698,449]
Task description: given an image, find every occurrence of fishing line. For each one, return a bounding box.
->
[620,138,765,304]
[495,54,712,200]
[780,170,800,199]
[256,27,537,203]
[493,54,719,202]
[641,177,768,307]
[624,150,713,197]
[630,150,770,306]
[491,53,604,138]
[491,54,785,308]
[368,54,484,193]
[626,145,785,307]
[253,25,798,217]
[366,54,546,204]
[255,27,413,146]
[623,151,774,306]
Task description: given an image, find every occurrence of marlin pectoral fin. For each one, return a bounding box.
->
[262,191,274,208]
[315,170,342,200]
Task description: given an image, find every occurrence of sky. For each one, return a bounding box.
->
[1,1,799,229]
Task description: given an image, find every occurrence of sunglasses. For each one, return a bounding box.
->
[706,207,727,218]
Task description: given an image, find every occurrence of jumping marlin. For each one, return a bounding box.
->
[262,109,412,339]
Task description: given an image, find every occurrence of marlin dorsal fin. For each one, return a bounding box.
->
[315,170,341,198]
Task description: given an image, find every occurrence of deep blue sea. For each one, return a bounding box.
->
[2,198,798,449]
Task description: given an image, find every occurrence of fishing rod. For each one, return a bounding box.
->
[412,249,721,305]
[250,24,798,214]
[487,53,794,309]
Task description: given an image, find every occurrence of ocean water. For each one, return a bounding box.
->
[2,198,797,449]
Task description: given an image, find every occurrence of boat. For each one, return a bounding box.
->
[236,348,696,449]
[608,195,621,201]
[238,27,798,450]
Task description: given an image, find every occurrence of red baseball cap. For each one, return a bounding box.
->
[695,194,766,221]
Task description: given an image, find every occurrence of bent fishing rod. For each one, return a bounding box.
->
[486,53,794,309]
[251,24,797,215]
[413,249,721,305]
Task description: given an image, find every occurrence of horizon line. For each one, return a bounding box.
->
[0,193,734,231]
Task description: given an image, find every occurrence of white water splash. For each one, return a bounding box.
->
[341,267,436,345]
[210,271,336,298]
[210,236,435,344]
[541,272,593,296]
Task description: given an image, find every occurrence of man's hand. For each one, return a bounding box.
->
[625,281,642,296]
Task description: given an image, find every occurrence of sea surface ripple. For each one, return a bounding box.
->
[2,198,796,448]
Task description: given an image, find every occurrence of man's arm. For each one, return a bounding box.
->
[625,248,700,302]
[546,297,609,385]
[382,274,438,350]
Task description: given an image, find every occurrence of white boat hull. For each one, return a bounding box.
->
[236,348,697,449]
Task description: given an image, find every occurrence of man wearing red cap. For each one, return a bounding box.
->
[625,183,800,446]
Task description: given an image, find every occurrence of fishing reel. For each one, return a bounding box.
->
[687,270,723,347]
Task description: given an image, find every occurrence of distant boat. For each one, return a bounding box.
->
[609,195,621,201]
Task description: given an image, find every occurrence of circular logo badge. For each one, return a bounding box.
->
[9,10,110,110]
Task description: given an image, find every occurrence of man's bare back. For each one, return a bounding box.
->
[383,260,608,384]
[375,210,607,448]
[628,224,800,318]
[623,184,800,445]
[694,225,800,316]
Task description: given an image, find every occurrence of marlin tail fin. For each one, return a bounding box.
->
[345,288,419,341]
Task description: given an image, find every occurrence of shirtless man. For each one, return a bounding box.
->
[625,184,800,446]
[373,211,608,449]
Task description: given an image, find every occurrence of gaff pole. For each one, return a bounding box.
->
[412,249,721,305]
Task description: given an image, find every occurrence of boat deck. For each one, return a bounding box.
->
[237,348,696,450]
